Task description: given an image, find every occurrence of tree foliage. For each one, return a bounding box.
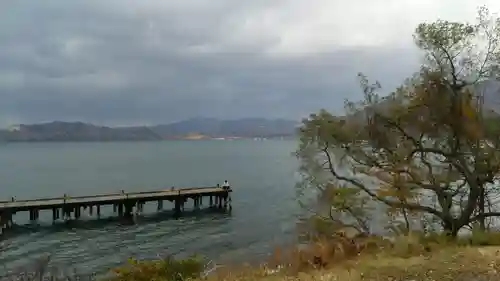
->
[297,6,500,237]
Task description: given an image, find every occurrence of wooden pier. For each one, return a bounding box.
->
[0,186,232,232]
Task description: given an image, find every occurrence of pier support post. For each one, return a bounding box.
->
[1,211,13,232]
[89,205,93,216]
[29,209,39,223]
[62,208,68,221]
[209,196,213,207]
[135,201,145,215]
[118,204,123,217]
[196,196,202,210]
[75,206,81,219]
[96,205,101,218]
[0,212,4,233]
[7,212,13,228]
[157,200,163,211]
[124,202,134,219]
[52,208,57,224]
[174,198,182,217]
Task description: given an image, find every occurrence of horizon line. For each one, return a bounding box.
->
[2,117,302,130]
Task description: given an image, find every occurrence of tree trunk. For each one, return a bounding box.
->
[478,188,486,231]
[402,208,411,234]
[443,219,459,238]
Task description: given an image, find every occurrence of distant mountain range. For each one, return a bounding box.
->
[151,118,299,139]
[0,118,300,142]
[0,122,162,142]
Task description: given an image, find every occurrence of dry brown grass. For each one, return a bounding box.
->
[103,231,500,281]
[262,235,382,274]
[205,233,389,280]
[203,232,500,281]
[207,246,500,281]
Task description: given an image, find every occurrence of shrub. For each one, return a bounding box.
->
[110,255,204,281]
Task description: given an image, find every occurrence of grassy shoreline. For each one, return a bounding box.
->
[3,232,500,281]
[105,231,500,281]
[232,246,500,281]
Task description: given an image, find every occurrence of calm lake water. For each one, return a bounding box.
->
[0,140,300,277]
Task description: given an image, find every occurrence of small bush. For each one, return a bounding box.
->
[110,255,204,281]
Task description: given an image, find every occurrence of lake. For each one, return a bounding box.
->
[0,140,300,277]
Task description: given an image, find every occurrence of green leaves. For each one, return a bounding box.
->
[110,255,204,281]
[415,20,476,51]
[414,5,500,84]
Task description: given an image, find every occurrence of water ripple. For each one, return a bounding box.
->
[0,141,299,276]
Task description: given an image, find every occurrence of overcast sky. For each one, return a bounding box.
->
[1,0,499,127]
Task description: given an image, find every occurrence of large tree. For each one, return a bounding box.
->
[297,7,500,237]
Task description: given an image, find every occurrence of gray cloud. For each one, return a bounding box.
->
[0,0,438,126]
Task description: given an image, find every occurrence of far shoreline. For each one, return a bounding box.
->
[0,137,297,144]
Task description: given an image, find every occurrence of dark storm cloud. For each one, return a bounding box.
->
[0,0,421,126]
